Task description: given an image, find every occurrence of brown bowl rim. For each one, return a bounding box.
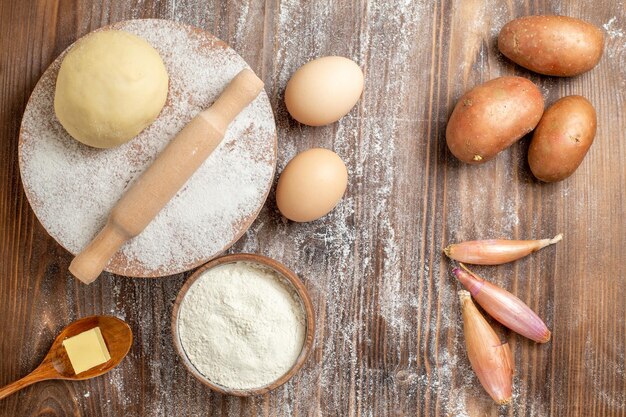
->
[171,253,315,396]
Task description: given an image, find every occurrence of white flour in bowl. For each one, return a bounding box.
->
[177,262,306,389]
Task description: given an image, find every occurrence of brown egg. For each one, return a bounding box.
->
[284,56,364,126]
[276,148,348,222]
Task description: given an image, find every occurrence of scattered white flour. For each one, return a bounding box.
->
[52,2,623,416]
[18,19,276,275]
[177,262,306,389]
[603,17,625,39]
[602,15,626,91]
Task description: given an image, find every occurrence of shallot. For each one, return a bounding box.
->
[459,290,514,405]
[444,234,562,265]
[454,264,551,343]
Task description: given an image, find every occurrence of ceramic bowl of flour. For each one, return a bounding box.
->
[171,253,315,396]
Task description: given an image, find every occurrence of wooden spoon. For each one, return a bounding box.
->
[0,315,132,400]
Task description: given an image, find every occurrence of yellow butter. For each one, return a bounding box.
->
[62,327,111,374]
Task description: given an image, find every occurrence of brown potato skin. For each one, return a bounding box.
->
[498,15,604,77]
[446,76,544,164]
[528,95,596,182]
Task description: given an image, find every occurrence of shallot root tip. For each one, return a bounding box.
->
[452,266,461,275]
[539,233,563,249]
[443,245,452,257]
[458,289,471,301]
[539,330,552,344]
[549,233,563,245]
[496,397,513,406]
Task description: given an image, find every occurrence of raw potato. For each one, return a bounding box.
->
[498,15,604,77]
[446,77,544,164]
[528,96,597,182]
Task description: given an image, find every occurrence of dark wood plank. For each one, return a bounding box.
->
[0,0,624,416]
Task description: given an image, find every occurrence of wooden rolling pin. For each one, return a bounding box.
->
[69,69,264,284]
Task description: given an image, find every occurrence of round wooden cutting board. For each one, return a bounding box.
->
[18,19,277,278]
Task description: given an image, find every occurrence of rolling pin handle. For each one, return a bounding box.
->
[69,224,128,284]
[200,69,264,132]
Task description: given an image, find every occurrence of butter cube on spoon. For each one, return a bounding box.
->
[62,327,111,374]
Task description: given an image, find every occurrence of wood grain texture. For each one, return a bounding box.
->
[1,0,624,416]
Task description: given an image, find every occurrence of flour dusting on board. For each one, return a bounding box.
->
[266,0,559,414]
[603,17,625,39]
[603,16,626,91]
[19,20,276,275]
[263,0,488,415]
[585,332,626,410]
[47,1,615,416]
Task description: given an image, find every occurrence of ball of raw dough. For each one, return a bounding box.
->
[54,30,169,148]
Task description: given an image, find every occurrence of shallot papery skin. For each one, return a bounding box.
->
[454,264,551,343]
[444,234,562,265]
[459,290,514,405]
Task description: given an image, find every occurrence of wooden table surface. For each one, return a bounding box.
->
[1,1,624,416]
